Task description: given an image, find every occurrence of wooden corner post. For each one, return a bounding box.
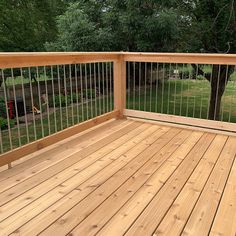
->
[114,54,126,118]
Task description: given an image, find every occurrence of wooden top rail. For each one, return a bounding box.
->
[122,52,236,65]
[0,52,120,69]
[0,52,235,69]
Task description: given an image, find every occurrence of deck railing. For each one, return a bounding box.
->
[0,53,121,167]
[123,53,236,132]
[0,52,236,168]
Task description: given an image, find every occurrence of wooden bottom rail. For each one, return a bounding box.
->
[124,109,236,134]
[0,110,120,167]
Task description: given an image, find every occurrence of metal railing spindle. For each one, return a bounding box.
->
[50,66,57,133]
[63,65,69,127]
[36,67,44,137]
[57,65,63,130]
[11,68,21,147]
[94,63,98,116]
[221,65,229,121]
[144,62,147,111]
[75,64,80,123]
[179,64,184,116]
[20,68,30,143]
[43,66,51,135]
[28,67,37,140]
[133,62,136,110]
[1,70,13,150]
[80,64,85,122]
[138,62,141,111]
[69,64,74,125]
[155,63,159,113]
[89,63,94,118]
[150,62,153,112]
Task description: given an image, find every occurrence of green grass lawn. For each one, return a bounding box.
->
[127,79,236,122]
[1,78,236,154]
[0,96,114,153]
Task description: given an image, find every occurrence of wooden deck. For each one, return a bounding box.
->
[0,119,235,236]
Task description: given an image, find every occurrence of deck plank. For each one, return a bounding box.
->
[124,133,215,236]
[38,128,181,235]
[182,136,236,236]
[153,135,228,236]
[0,120,131,190]
[0,119,126,175]
[9,124,169,236]
[0,121,139,206]
[0,120,234,236]
[9,124,170,236]
[71,130,202,236]
[4,124,168,235]
[0,123,158,235]
[0,122,152,222]
[0,119,128,181]
[95,131,205,236]
[210,156,236,236]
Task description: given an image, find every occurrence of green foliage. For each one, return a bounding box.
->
[0,97,6,117]
[0,117,15,130]
[0,117,8,130]
[1,0,235,54]
[196,75,205,81]
[0,97,15,130]
[230,72,236,81]
[179,71,190,80]
[47,1,181,52]
[53,95,67,107]
[51,90,96,108]
[0,0,67,52]
[179,66,194,79]
[84,89,97,99]
[46,2,98,51]
[68,93,81,103]
[49,0,235,54]
[51,93,82,107]
[179,0,236,53]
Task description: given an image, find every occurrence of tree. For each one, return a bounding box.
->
[48,0,235,121]
[47,0,181,52]
[46,2,99,51]
[0,0,66,52]
[180,0,236,120]
[1,0,234,120]
[47,0,182,87]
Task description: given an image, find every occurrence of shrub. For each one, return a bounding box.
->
[0,117,15,130]
[179,70,191,80]
[50,93,81,108]
[179,67,196,80]
[53,95,67,107]
[229,72,236,81]
[196,75,205,80]
[0,97,6,117]
[84,89,96,99]
[49,95,76,107]
[67,93,81,103]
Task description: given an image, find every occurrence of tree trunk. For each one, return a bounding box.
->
[208,86,223,120]
[208,65,233,120]
[192,64,234,121]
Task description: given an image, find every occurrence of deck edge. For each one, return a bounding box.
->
[0,110,120,167]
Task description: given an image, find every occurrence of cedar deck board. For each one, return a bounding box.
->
[0,120,235,236]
